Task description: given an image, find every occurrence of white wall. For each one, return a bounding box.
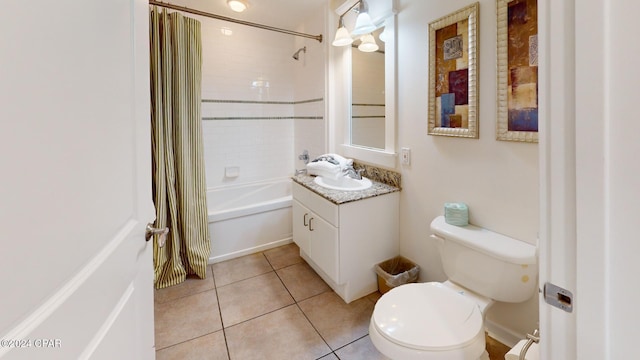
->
[396,0,539,343]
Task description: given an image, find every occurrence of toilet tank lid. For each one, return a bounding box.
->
[430,216,537,265]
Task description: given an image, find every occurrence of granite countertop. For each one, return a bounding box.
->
[292,174,400,205]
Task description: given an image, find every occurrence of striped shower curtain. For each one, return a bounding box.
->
[149,8,210,289]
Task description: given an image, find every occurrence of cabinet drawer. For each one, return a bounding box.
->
[293,182,339,226]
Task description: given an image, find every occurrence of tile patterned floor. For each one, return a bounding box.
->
[154,243,511,360]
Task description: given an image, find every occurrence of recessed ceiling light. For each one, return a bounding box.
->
[227,0,248,13]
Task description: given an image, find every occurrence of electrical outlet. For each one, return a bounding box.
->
[401,147,411,165]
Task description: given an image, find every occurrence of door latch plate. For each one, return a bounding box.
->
[543,282,573,313]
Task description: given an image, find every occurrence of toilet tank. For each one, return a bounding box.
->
[430,216,537,303]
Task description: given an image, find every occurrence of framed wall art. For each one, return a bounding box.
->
[496,0,538,142]
[428,2,479,138]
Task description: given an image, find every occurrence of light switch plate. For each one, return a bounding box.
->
[401,147,411,165]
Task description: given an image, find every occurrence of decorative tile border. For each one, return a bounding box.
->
[201,98,323,121]
[352,103,385,107]
[351,116,385,119]
[202,116,323,121]
[202,98,323,105]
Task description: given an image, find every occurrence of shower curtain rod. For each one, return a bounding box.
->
[149,1,323,43]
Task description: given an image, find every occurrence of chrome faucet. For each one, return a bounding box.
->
[298,150,310,164]
[343,166,364,180]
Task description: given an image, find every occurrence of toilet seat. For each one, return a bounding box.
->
[371,282,484,352]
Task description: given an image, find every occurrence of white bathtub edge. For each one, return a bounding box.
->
[208,237,293,264]
[208,197,292,223]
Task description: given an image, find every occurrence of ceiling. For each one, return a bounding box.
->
[163,0,328,31]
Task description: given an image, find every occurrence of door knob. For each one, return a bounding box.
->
[145,223,169,247]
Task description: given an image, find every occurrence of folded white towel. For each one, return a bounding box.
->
[306,153,354,180]
[324,153,353,168]
[310,169,342,179]
[306,161,342,179]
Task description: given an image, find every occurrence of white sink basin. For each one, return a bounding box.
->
[313,176,372,191]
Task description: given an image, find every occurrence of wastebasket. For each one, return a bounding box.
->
[375,256,419,294]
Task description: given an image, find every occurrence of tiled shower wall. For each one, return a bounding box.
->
[195,7,326,189]
[293,7,327,171]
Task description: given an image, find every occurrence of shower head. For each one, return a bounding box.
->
[292,46,306,60]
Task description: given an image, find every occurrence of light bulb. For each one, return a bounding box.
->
[358,34,379,52]
[332,26,353,46]
[227,0,248,13]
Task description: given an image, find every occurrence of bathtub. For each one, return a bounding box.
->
[207,178,293,263]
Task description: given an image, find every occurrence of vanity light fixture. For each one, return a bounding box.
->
[378,26,390,43]
[332,0,378,51]
[358,33,379,52]
[332,16,354,46]
[227,0,248,13]
[351,0,376,36]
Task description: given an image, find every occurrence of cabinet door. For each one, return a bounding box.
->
[309,214,340,282]
[292,199,310,254]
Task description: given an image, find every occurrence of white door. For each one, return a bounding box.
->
[573,0,640,359]
[541,0,640,359]
[0,0,155,359]
[538,0,578,358]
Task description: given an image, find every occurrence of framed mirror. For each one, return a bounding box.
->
[351,26,386,150]
[335,2,396,168]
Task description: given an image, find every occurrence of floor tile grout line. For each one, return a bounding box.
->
[294,301,336,358]
[154,284,216,304]
[153,266,228,355]
[154,329,224,353]
[212,252,293,330]
[272,259,306,273]
[262,252,277,272]
[262,249,305,272]
[156,246,383,359]
[271,260,332,303]
[271,261,297,300]
[153,272,217,304]
[221,301,296,330]
[213,269,274,289]
[270,260,337,358]
[316,351,340,360]
[210,264,232,360]
[332,333,370,353]
[269,250,382,357]
[215,256,297,330]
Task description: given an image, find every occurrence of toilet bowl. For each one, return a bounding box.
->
[369,282,490,360]
[369,216,537,360]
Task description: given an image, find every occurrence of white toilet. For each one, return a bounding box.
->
[370,216,537,360]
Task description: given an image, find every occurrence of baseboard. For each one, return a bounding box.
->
[208,237,293,264]
[484,319,524,348]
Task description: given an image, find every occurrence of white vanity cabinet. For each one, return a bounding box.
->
[292,182,399,303]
